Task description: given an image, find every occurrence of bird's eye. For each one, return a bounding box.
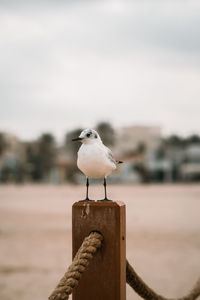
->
[86,133,90,137]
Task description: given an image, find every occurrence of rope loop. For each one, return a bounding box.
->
[48,231,103,300]
[49,232,200,300]
[126,259,200,300]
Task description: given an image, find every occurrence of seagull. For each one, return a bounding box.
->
[72,128,123,201]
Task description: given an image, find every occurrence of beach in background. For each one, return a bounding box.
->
[0,184,199,300]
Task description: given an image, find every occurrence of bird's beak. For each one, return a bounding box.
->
[72,137,83,142]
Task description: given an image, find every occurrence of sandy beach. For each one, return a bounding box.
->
[0,184,200,300]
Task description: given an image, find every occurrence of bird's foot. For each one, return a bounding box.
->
[79,198,94,202]
[97,198,112,202]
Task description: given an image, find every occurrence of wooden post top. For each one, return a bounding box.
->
[73,200,125,208]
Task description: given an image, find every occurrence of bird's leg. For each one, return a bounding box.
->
[86,177,89,200]
[79,177,93,202]
[104,177,108,199]
[98,177,112,202]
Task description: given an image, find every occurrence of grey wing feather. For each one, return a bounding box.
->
[104,146,116,165]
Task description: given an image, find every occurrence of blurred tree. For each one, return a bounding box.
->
[164,134,200,148]
[26,133,56,181]
[65,128,83,159]
[65,165,80,184]
[38,133,56,179]
[185,134,200,144]
[0,166,10,182]
[155,145,166,159]
[96,122,115,146]
[133,163,149,183]
[26,143,42,181]
[65,128,83,183]
[136,142,146,154]
[164,135,184,146]
[0,133,7,156]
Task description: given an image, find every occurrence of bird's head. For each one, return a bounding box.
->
[72,129,101,144]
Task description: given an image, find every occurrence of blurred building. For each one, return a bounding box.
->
[181,144,200,181]
[0,133,26,182]
[0,127,200,184]
[53,147,78,184]
[115,125,161,156]
[112,126,162,183]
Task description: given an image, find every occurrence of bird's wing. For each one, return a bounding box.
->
[104,145,116,165]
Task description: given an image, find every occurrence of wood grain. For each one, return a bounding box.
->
[72,201,126,300]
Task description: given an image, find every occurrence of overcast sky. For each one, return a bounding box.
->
[0,0,200,141]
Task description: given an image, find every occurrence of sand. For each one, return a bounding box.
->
[0,184,200,300]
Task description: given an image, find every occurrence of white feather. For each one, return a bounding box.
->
[77,129,116,178]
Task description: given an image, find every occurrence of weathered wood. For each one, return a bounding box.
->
[72,201,126,300]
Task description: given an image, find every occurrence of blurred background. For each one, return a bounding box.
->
[1,122,200,184]
[0,0,200,299]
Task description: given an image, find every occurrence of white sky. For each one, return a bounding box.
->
[0,0,200,141]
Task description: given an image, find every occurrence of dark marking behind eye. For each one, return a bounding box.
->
[94,134,97,138]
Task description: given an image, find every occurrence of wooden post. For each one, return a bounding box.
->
[72,201,126,300]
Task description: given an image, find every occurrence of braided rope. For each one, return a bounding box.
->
[126,259,200,300]
[48,231,103,300]
[49,231,200,300]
